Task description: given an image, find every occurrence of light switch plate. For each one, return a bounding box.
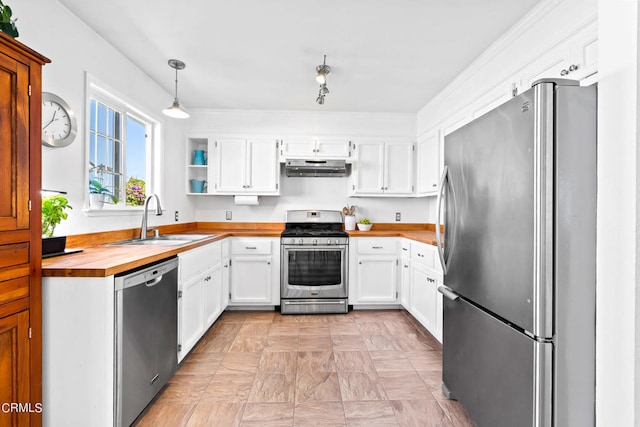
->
[395,212,401,221]
[226,211,232,220]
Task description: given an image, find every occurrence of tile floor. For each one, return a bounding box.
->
[135,309,475,427]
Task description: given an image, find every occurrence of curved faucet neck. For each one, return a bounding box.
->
[141,194,162,239]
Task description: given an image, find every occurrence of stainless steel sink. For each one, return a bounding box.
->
[108,234,214,246]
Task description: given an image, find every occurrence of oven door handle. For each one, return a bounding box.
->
[282,245,347,250]
[283,300,346,305]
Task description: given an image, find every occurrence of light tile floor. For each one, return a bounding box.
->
[135,309,475,427]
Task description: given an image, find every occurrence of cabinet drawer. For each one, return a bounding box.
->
[231,239,272,255]
[356,238,397,254]
[179,242,222,282]
[0,243,29,269]
[0,276,29,305]
[411,243,435,268]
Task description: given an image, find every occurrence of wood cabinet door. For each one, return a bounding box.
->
[0,52,29,232]
[0,310,30,427]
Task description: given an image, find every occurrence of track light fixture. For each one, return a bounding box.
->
[162,59,189,119]
[315,55,331,105]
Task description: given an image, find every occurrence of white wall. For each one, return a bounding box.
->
[14,0,195,235]
[596,1,639,423]
[188,110,427,223]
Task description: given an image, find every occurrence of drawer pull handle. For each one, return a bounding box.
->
[372,246,383,249]
[246,246,257,250]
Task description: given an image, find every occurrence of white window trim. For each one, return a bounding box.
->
[84,73,163,215]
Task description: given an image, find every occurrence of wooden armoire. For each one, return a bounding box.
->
[0,32,49,426]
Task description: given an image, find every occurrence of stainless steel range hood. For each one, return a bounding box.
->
[284,159,348,177]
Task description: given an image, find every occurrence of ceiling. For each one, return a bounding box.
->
[59,0,541,113]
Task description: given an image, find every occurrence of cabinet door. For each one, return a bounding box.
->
[0,310,30,426]
[316,138,351,158]
[384,142,413,194]
[179,274,205,360]
[353,141,384,194]
[280,138,315,159]
[355,256,397,303]
[0,52,29,232]
[215,139,246,193]
[203,263,222,328]
[230,257,272,304]
[434,274,443,343]
[520,45,571,89]
[247,139,279,193]
[400,257,411,309]
[410,263,437,332]
[416,130,440,196]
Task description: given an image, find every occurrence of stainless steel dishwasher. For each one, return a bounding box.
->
[114,257,179,427]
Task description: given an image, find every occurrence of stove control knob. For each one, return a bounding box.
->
[313,239,318,245]
[290,239,295,245]
[299,239,304,245]
[327,239,332,245]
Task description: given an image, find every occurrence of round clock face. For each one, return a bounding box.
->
[42,92,77,148]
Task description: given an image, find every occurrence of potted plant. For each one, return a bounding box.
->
[357,217,372,231]
[89,179,117,208]
[0,1,18,38]
[42,195,72,256]
[89,164,118,208]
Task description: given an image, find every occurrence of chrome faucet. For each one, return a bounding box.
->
[140,194,162,239]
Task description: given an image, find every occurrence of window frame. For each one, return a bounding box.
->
[85,74,163,214]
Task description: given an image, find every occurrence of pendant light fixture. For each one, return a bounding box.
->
[315,55,331,105]
[162,59,189,119]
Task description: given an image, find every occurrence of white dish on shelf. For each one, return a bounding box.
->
[357,223,372,231]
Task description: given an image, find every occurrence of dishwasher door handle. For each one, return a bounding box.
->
[146,276,163,287]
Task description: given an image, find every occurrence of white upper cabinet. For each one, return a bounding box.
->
[280,138,351,160]
[520,20,598,89]
[213,138,279,195]
[351,140,414,196]
[416,129,441,196]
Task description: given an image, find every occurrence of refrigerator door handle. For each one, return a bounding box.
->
[438,285,459,301]
[436,165,450,274]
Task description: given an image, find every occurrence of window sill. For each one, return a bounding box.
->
[83,207,148,217]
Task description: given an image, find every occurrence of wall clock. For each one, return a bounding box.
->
[42,92,78,148]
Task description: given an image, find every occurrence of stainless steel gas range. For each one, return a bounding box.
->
[280,210,349,314]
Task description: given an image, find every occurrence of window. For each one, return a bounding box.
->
[88,82,159,209]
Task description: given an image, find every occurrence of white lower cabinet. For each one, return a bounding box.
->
[222,239,230,307]
[399,239,411,309]
[404,240,444,342]
[410,263,440,337]
[178,241,224,361]
[180,270,206,359]
[229,237,279,305]
[350,238,398,305]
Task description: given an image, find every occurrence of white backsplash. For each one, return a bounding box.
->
[195,173,432,223]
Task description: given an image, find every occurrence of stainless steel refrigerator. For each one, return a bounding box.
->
[436,79,596,427]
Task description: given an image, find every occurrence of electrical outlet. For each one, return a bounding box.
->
[174,211,179,222]
[226,211,232,221]
[395,212,401,222]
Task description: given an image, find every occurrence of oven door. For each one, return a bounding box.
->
[281,244,348,299]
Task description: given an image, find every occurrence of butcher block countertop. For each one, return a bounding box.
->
[42,222,438,278]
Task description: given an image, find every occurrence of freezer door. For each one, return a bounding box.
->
[442,296,552,427]
[443,83,554,336]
